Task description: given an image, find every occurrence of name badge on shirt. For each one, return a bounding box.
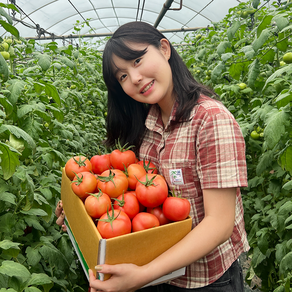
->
[169,169,184,185]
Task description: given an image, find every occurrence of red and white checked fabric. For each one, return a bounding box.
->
[139,95,250,288]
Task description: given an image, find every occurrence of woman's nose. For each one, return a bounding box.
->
[130,70,142,84]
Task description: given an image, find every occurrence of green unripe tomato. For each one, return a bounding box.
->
[0,51,10,60]
[280,61,286,66]
[238,83,247,90]
[250,130,260,140]
[283,52,292,64]
[5,38,13,44]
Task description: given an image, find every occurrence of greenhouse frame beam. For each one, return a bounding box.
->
[24,27,206,40]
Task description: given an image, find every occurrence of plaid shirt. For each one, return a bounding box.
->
[139,95,250,288]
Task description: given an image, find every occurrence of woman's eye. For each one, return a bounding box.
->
[134,58,141,65]
[120,74,127,81]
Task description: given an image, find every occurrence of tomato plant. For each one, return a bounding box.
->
[135,174,168,208]
[71,171,98,200]
[113,191,140,219]
[97,169,128,198]
[90,153,111,174]
[84,190,112,219]
[110,142,136,170]
[97,209,132,238]
[132,212,160,232]
[147,206,171,225]
[125,163,146,190]
[65,156,92,180]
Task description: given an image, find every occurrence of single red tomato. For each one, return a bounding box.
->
[113,191,140,220]
[84,191,112,219]
[137,159,158,174]
[135,174,168,208]
[65,156,92,180]
[97,169,128,198]
[90,154,111,174]
[147,206,171,225]
[126,163,146,190]
[110,146,136,171]
[163,196,191,221]
[71,171,97,200]
[127,191,146,212]
[97,209,131,239]
[132,212,160,232]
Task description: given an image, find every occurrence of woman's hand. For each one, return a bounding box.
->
[55,200,67,231]
[89,264,148,292]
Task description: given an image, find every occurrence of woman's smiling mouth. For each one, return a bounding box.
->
[141,80,154,94]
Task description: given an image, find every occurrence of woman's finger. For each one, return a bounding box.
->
[55,200,63,217]
[56,210,65,226]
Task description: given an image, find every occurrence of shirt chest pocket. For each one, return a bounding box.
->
[160,161,200,199]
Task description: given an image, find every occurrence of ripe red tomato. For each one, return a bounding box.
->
[110,148,136,171]
[135,174,168,208]
[97,169,128,198]
[132,212,160,232]
[71,171,97,200]
[97,209,131,239]
[147,206,171,225]
[90,154,111,174]
[127,191,146,212]
[84,191,112,219]
[113,191,140,220]
[65,156,92,180]
[126,163,146,190]
[137,159,158,174]
[163,197,191,221]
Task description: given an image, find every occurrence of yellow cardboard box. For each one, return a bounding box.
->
[61,168,193,285]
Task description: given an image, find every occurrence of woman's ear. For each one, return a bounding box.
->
[160,38,171,60]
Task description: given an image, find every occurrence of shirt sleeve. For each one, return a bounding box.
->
[196,108,248,189]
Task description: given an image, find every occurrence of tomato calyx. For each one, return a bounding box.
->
[137,174,157,187]
[73,155,89,167]
[169,188,183,198]
[98,169,117,187]
[88,189,103,199]
[140,158,157,174]
[114,139,134,153]
[72,172,85,186]
[97,207,121,231]
[112,192,126,207]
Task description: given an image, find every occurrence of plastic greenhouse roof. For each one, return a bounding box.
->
[1,0,245,47]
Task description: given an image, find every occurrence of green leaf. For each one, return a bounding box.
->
[0,240,20,250]
[0,20,19,38]
[0,53,9,82]
[211,61,225,82]
[0,191,16,204]
[282,180,292,191]
[24,217,45,232]
[252,0,260,8]
[252,28,271,52]
[37,53,51,71]
[227,20,241,41]
[24,287,42,292]
[44,83,61,106]
[263,108,289,149]
[21,208,48,216]
[247,58,260,88]
[7,80,25,105]
[279,251,292,276]
[0,125,36,150]
[0,141,20,180]
[257,15,273,37]
[0,7,12,24]
[229,62,244,80]
[28,273,52,287]
[0,260,31,282]
[216,41,231,56]
[256,150,274,176]
[26,246,42,266]
[273,14,289,31]
[263,64,292,91]
[0,94,13,115]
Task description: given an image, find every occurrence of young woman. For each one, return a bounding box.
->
[58,21,250,292]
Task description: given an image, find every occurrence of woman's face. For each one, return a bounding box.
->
[112,39,173,108]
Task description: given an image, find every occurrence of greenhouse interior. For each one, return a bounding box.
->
[1,0,292,292]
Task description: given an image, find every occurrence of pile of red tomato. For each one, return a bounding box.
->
[64,146,191,239]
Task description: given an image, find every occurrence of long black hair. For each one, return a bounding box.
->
[102,21,215,154]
